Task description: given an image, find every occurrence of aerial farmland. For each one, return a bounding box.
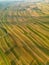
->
[0,1,49,65]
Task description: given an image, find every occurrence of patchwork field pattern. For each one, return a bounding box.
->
[0,2,49,65]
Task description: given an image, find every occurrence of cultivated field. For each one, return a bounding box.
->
[0,1,49,65]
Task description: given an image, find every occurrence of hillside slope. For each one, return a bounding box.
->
[0,2,49,65]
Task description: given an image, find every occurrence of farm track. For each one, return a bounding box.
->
[0,2,49,65]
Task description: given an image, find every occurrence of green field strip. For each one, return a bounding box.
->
[0,48,10,65]
[37,19,49,24]
[33,18,49,31]
[27,24,49,45]
[30,24,49,43]
[0,27,7,34]
[31,16,49,24]
[27,25,48,43]
[35,17,49,25]
[35,23,49,32]
[31,25,49,40]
